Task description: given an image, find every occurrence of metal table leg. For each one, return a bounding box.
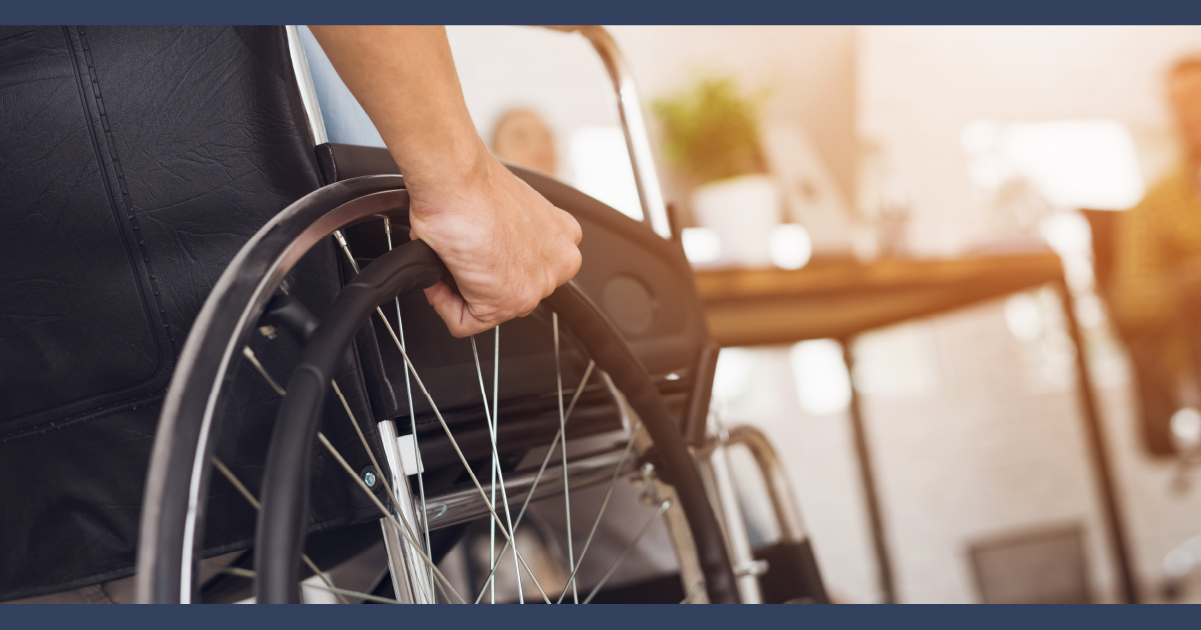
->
[840,337,897,604]
[1056,281,1139,603]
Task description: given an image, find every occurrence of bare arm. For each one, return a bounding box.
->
[310,26,582,337]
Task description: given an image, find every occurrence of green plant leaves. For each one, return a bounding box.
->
[652,76,768,185]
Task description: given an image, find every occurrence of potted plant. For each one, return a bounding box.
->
[654,76,780,266]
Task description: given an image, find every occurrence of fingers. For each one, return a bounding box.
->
[560,208,583,246]
[423,280,493,338]
[555,219,583,287]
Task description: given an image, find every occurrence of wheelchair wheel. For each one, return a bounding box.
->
[135,174,739,604]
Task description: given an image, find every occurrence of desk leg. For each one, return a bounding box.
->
[1057,282,1139,603]
[841,337,897,604]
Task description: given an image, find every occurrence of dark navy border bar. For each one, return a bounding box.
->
[4,0,1201,25]
[3,604,1197,630]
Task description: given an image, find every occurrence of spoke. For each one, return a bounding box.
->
[381,217,434,589]
[553,313,578,603]
[492,324,502,600]
[487,324,502,604]
[471,334,523,603]
[242,346,446,603]
[369,309,552,604]
[479,335,497,604]
[243,347,285,396]
[209,565,402,605]
[470,360,595,603]
[490,326,504,602]
[330,379,435,604]
[555,421,643,604]
[317,432,465,604]
[330,229,550,604]
[581,499,672,604]
[210,456,349,605]
[679,580,706,604]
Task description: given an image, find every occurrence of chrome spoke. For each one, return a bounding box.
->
[242,345,448,603]
[381,217,434,590]
[208,565,402,605]
[472,334,522,603]
[553,312,578,603]
[330,380,435,604]
[317,432,465,604]
[242,347,285,396]
[581,499,672,604]
[238,353,351,602]
[374,316,552,603]
[679,580,706,604]
[488,337,498,605]
[470,361,595,604]
[492,326,505,603]
[332,229,549,603]
[210,456,349,604]
[555,420,643,604]
[223,228,699,606]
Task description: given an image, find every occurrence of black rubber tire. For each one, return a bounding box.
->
[253,243,739,604]
[255,240,445,603]
[136,176,411,603]
[139,176,739,604]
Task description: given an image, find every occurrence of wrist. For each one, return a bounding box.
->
[393,128,490,195]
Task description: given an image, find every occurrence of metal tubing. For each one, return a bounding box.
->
[841,337,897,604]
[604,373,710,603]
[541,26,672,239]
[377,419,435,603]
[421,444,638,530]
[1056,282,1139,603]
[285,26,328,146]
[723,425,808,545]
[683,340,721,447]
[704,440,765,603]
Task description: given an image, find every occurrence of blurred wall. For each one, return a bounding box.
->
[802,26,1201,604]
[858,25,1200,257]
[450,25,1201,604]
[721,26,1201,606]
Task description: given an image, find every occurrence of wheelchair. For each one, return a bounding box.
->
[0,24,826,604]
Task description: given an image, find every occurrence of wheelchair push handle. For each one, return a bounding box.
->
[536,26,672,241]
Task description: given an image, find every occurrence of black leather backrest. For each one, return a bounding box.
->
[0,26,323,434]
[0,26,335,601]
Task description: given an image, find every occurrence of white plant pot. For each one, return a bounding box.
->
[691,174,782,267]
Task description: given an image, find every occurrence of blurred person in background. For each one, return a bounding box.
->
[1110,57,1201,456]
[491,108,559,175]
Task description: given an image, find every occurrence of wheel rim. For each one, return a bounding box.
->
[136,177,410,603]
[136,176,738,604]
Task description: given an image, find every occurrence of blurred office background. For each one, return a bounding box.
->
[446,26,1201,603]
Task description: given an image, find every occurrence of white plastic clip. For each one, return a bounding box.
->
[397,433,423,476]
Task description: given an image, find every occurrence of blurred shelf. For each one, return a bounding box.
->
[694,251,1063,346]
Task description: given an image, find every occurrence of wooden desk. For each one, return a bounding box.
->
[695,252,1063,347]
[693,252,1139,604]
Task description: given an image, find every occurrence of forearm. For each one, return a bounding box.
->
[308,25,484,190]
[309,25,582,336]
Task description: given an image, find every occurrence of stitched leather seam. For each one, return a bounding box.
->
[76,26,177,354]
[0,27,180,437]
[0,391,165,443]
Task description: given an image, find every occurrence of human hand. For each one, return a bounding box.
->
[308,26,581,335]
[407,143,582,337]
